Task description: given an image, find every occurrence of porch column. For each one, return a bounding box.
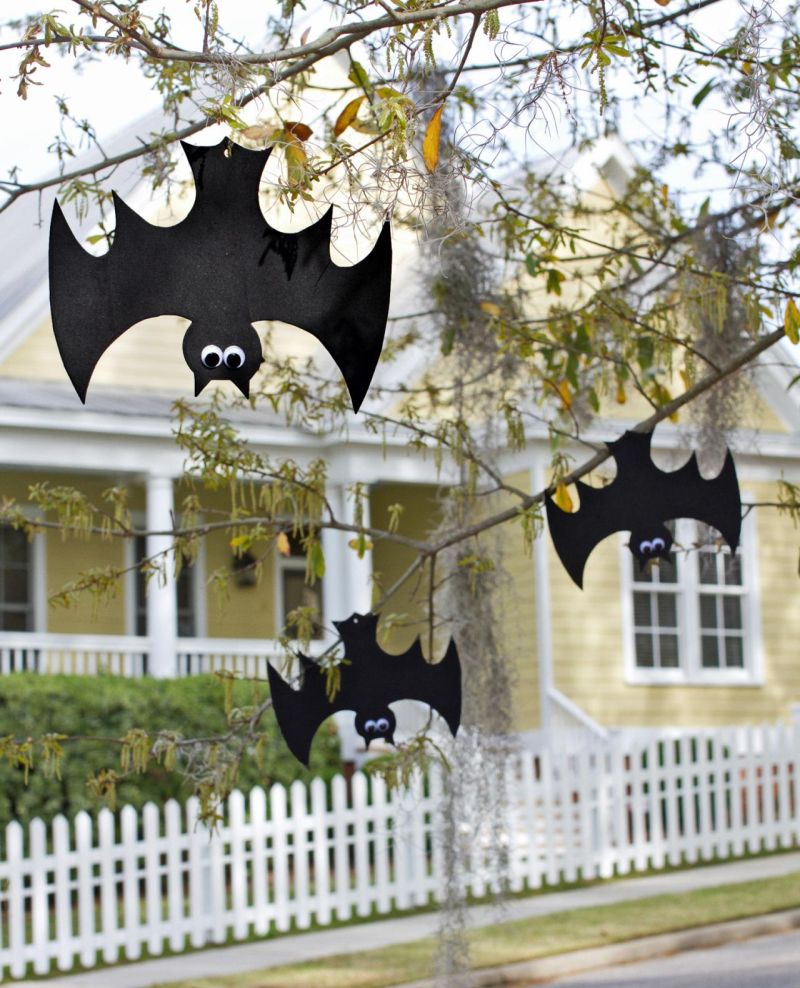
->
[322,483,373,763]
[145,474,178,679]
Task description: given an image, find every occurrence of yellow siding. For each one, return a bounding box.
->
[204,528,277,639]
[369,483,441,652]
[496,472,540,732]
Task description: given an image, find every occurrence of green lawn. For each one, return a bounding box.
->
[155,871,800,988]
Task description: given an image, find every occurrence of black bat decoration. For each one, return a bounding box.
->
[545,429,742,588]
[267,612,461,766]
[48,138,392,412]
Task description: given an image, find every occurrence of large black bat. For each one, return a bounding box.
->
[267,612,461,766]
[48,138,392,411]
[545,429,742,588]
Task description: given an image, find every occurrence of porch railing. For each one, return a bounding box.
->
[0,631,304,678]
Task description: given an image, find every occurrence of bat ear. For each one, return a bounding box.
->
[233,378,250,399]
[194,373,207,397]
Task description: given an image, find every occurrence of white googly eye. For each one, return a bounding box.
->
[364,719,377,733]
[639,540,653,555]
[201,344,223,369]
[223,345,245,369]
[652,537,666,552]
[376,717,390,732]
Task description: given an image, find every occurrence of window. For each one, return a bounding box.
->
[0,526,33,631]
[623,518,760,685]
[133,535,200,638]
[276,537,324,639]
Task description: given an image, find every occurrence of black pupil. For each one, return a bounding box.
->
[204,351,220,368]
[226,351,243,368]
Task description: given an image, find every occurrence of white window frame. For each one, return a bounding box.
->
[124,515,206,639]
[0,513,47,634]
[620,510,762,687]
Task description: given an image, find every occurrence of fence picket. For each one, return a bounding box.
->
[309,778,332,925]
[52,814,73,971]
[74,812,95,970]
[228,790,249,940]
[98,809,119,963]
[120,805,141,960]
[29,818,49,975]
[270,784,291,932]
[290,780,312,929]
[142,803,162,955]
[249,787,271,936]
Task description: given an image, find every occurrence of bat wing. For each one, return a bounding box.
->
[371,637,462,737]
[654,449,741,551]
[267,654,351,766]
[545,477,625,588]
[49,194,196,401]
[248,208,392,412]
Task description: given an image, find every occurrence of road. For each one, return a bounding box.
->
[541,929,800,987]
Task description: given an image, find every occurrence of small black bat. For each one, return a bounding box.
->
[48,138,392,411]
[267,612,461,766]
[545,429,742,588]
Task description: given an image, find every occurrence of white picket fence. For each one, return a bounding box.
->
[0,722,799,980]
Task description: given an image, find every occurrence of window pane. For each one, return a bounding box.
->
[656,555,678,584]
[633,592,652,627]
[2,567,28,605]
[723,554,742,586]
[1,528,29,566]
[660,634,679,667]
[723,596,742,629]
[658,594,677,628]
[0,610,29,632]
[635,633,654,667]
[282,569,323,637]
[699,594,717,629]
[701,635,720,668]
[698,552,719,585]
[725,636,744,668]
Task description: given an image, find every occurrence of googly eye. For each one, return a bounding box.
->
[201,344,223,369]
[652,537,666,552]
[364,719,377,733]
[376,717,390,733]
[639,540,653,555]
[223,345,245,369]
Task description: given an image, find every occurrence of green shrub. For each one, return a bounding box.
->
[0,674,340,828]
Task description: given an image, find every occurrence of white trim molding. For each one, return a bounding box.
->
[620,510,763,687]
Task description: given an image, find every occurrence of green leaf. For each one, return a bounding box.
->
[692,79,716,108]
[546,269,566,295]
[310,541,326,579]
[348,60,372,95]
[784,298,800,344]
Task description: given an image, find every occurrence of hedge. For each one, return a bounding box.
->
[0,674,340,828]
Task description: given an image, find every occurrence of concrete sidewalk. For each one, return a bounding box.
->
[16,851,800,988]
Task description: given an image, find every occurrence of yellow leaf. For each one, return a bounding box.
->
[554,483,574,513]
[479,300,501,316]
[285,142,308,188]
[654,0,671,6]
[276,532,291,557]
[616,381,626,404]
[423,105,444,173]
[284,121,313,142]
[334,96,366,136]
[784,298,800,344]
[557,379,572,409]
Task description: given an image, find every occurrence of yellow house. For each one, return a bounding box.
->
[1,132,799,755]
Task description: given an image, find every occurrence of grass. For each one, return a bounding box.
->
[155,871,800,988]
